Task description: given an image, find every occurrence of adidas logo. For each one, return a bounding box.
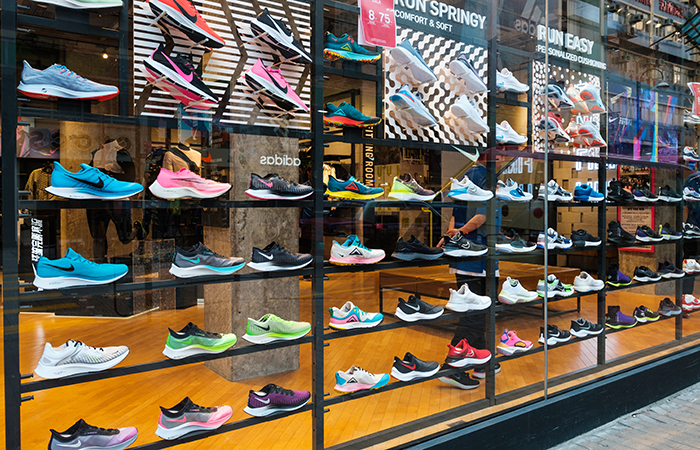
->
[259,154,301,167]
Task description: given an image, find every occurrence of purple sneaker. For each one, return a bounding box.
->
[49,419,138,450]
[606,264,632,287]
[243,383,311,417]
[606,305,637,329]
[632,187,658,202]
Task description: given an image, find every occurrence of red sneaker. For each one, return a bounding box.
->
[445,338,491,368]
[147,0,225,48]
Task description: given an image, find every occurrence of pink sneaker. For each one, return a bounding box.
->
[244,59,308,113]
[149,168,231,199]
[497,329,533,356]
[156,397,232,440]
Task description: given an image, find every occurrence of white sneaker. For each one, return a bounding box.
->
[498,277,538,304]
[496,68,529,93]
[496,179,533,202]
[684,110,700,125]
[538,180,573,201]
[450,95,489,133]
[684,187,700,201]
[334,366,390,392]
[34,340,129,379]
[574,271,604,292]
[447,176,494,201]
[496,121,527,145]
[446,284,492,312]
[537,274,574,298]
[448,54,487,93]
[683,146,700,162]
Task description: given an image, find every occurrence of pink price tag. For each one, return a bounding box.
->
[358,0,396,48]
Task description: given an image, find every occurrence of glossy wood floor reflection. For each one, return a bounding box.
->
[8,273,700,449]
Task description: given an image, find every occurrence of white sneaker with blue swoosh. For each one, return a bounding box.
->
[496,68,529,93]
[496,120,527,145]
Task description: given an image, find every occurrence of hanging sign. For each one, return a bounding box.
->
[358,0,396,47]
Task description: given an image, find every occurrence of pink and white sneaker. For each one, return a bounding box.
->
[497,329,533,356]
[578,119,606,147]
[149,168,231,199]
[156,397,232,440]
[329,301,383,330]
[244,58,308,113]
[683,294,700,311]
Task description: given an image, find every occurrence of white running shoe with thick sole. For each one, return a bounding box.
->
[34,340,129,379]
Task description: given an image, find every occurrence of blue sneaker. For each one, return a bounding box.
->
[389,39,437,84]
[573,184,604,202]
[46,162,143,199]
[33,248,128,289]
[323,33,381,63]
[18,61,119,101]
[326,175,384,200]
[389,85,438,128]
[323,102,381,128]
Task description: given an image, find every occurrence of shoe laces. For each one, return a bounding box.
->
[70,340,104,352]
[198,243,225,259]
[270,385,295,396]
[187,400,216,413]
[56,65,85,81]
[190,323,220,339]
[348,236,370,251]
[83,422,118,434]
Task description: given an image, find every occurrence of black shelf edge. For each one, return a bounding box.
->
[21,336,315,393]
[605,239,682,251]
[322,132,484,152]
[603,273,698,293]
[324,65,381,82]
[19,199,314,210]
[18,13,120,39]
[494,290,593,313]
[322,0,359,13]
[603,313,676,335]
[495,97,530,108]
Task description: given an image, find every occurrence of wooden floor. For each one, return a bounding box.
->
[6,272,700,449]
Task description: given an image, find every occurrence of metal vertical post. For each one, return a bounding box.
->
[1,0,21,447]
[676,167,684,340]
[310,0,325,447]
[119,0,130,116]
[597,155,607,365]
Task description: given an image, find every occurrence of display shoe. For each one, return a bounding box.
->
[497,329,533,356]
[659,223,683,240]
[537,274,574,298]
[448,53,487,93]
[395,295,444,322]
[249,8,312,64]
[334,366,390,392]
[156,397,232,440]
[537,228,572,249]
[658,185,682,202]
[242,314,311,344]
[538,324,572,346]
[244,58,308,112]
[328,301,383,330]
[471,362,501,379]
[566,84,590,114]
[438,371,480,390]
[495,120,527,145]
[570,229,602,247]
[633,305,660,323]
[578,119,607,147]
[46,161,143,200]
[658,261,685,279]
[658,297,682,316]
[446,284,491,312]
[683,146,700,161]
[48,419,137,450]
[245,173,313,200]
[496,68,528,93]
[392,235,443,261]
[388,173,437,201]
[605,306,637,329]
[569,318,604,338]
[683,186,700,201]
[149,167,231,199]
[684,110,700,126]
[450,95,489,133]
[496,179,533,202]
[248,242,312,271]
[148,0,225,48]
[572,185,604,202]
[573,271,604,292]
[606,264,632,286]
[445,339,491,368]
[607,179,635,203]
[684,222,700,238]
[391,352,440,380]
[495,232,537,253]
[443,231,488,257]
[244,384,311,417]
[324,102,381,128]
[390,85,438,127]
[632,187,659,202]
[330,235,385,265]
[635,225,663,242]
[323,32,381,63]
[498,277,538,304]
[538,180,573,201]
[447,175,494,201]
[577,82,606,113]
[546,82,575,110]
[162,322,237,359]
[633,266,662,282]
[18,61,119,101]
[170,243,245,278]
[539,112,572,143]
[390,39,438,84]
[683,294,700,311]
[607,221,636,245]
[35,339,129,379]
[326,174,384,200]
[33,248,129,290]
[684,259,699,274]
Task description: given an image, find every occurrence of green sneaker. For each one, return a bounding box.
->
[242,314,311,344]
[162,322,237,360]
[34,0,123,9]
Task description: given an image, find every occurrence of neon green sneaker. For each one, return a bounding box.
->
[387,174,437,201]
[162,322,237,360]
[242,314,311,344]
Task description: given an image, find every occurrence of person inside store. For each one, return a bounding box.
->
[684,169,700,301]
[438,151,501,389]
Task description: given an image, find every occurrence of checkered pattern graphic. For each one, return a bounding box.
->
[533,62,601,152]
[133,0,310,129]
[384,27,488,146]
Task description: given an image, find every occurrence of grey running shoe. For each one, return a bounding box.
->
[35,340,129,379]
[248,242,312,271]
[156,397,232,440]
[170,243,245,278]
[49,419,137,450]
[658,297,682,317]
[18,61,119,101]
[443,231,488,257]
[496,233,536,253]
[245,173,313,200]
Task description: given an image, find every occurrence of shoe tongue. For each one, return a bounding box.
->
[547,227,556,235]
[548,180,556,187]
[547,274,557,282]
[500,120,509,129]
[64,248,82,260]
[342,301,354,312]
[404,351,414,361]
[501,68,511,76]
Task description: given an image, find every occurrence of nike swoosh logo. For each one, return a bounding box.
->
[182,257,200,263]
[259,398,271,404]
[258,325,270,331]
[266,67,288,94]
[46,264,75,272]
[67,175,103,189]
[402,363,416,370]
[167,416,188,423]
[405,303,420,311]
[162,52,194,83]
[173,0,198,23]
[260,253,274,260]
[260,180,273,188]
[57,440,81,448]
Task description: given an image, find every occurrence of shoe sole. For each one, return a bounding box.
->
[329,318,383,330]
[387,191,438,201]
[450,104,489,133]
[162,340,237,359]
[149,180,230,199]
[496,192,532,202]
[391,251,443,261]
[572,196,604,203]
[606,322,636,329]
[169,262,245,278]
[329,254,385,265]
[244,71,307,113]
[633,275,662,282]
[660,310,682,316]
[323,115,380,128]
[572,284,603,292]
[606,281,632,287]
[33,268,128,290]
[539,194,573,201]
[658,196,682,202]
[243,398,310,417]
[247,259,312,271]
[660,273,685,279]
[438,376,480,389]
[570,328,603,338]
[44,185,143,200]
[494,244,536,253]
[324,189,383,200]
[34,349,129,379]
[148,0,224,48]
[155,409,232,440]
[18,82,118,101]
[394,308,444,322]
[448,60,487,93]
[323,49,380,63]
[445,299,491,312]
[497,344,532,356]
[448,191,494,202]
[444,247,488,257]
[445,355,491,368]
[244,189,312,200]
[391,365,440,381]
[538,335,572,345]
[334,376,389,393]
[242,329,310,344]
[390,46,437,84]
[497,293,538,304]
[537,290,573,298]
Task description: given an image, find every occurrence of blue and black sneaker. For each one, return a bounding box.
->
[389,39,437,84]
[323,33,381,63]
[33,248,128,290]
[573,184,604,202]
[323,102,381,128]
[326,175,384,200]
[46,162,143,200]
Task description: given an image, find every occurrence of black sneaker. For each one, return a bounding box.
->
[391,352,440,381]
[607,264,632,286]
[245,173,313,200]
[248,242,313,271]
[658,261,685,279]
[607,221,636,245]
[633,305,660,323]
[633,266,662,282]
[472,362,501,379]
[249,8,313,64]
[393,236,444,261]
[569,318,604,338]
[607,178,635,203]
[49,419,137,450]
[632,187,659,202]
[443,231,488,257]
[438,370,480,389]
[495,233,537,253]
[635,225,663,242]
[395,295,444,322]
[659,223,682,240]
[658,185,682,202]
[538,324,572,345]
[658,297,682,317]
[571,229,602,248]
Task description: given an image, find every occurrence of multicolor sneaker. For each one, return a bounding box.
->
[545,82,575,110]
[329,301,383,330]
[684,222,700,238]
[438,371,480,390]
[149,167,231,199]
[445,339,491,368]
[497,329,533,356]
[605,306,637,329]
[46,162,143,200]
[334,366,390,392]
[682,294,700,311]
[243,384,311,417]
[249,8,312,64]
[578,119,607,147]
[18,61,119,101]
[245,173,313,200]
[658,297,682,316]
[606,264,632,286]
[245,58,308,112]
[48,420,137,450]
[389,85,438,128]
[537,274,574,298]
[448,53,487,93]
[323,102,381,128]
[34,339,129,379]
[496,179,533,202]
[659,223,682,240]
[326,175,384,200]
[156,397,232,440]
[148,0,225,48]
[391,352,440,381]
[538,180,573,201]
[323,33,381,63]
[242,314,311,344]
[390,39,437,84]
[683,186,700,201]
[633,305,660,323]
[33,248,129,290]
[577,82,606,113]
[537,228,573,249]
[162,322,237,360]
[170,243,245,278]
[388,173,437,201]
[248,242,312,272]
[495,232,536,253]
[330,235,385,265]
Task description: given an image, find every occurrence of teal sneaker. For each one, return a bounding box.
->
[323,102,381,128]
[163,323,237,359]
[323,33,381,63]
